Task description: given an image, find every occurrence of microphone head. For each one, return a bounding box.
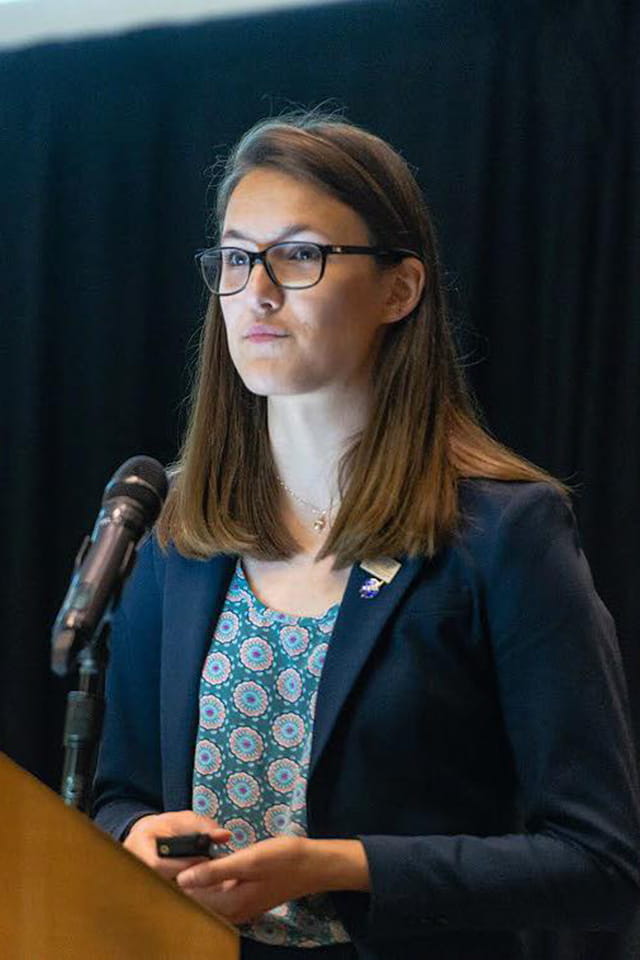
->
[102,455,168,525]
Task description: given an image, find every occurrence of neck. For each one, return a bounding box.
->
[268,385,371,512]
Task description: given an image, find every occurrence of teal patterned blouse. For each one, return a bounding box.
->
[192,558,351,947]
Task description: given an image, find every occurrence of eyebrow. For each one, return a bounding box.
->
[221,223,324,244]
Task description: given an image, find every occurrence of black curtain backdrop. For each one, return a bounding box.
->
[1,2,638,957]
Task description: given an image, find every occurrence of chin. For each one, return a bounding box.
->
[237,366,322,397]
[240,378,308,397]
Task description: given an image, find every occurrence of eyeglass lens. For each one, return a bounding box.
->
[200,242,323,294]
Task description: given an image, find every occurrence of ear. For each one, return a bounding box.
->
[383,257,426,324]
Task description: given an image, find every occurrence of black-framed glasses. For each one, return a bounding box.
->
[195,241,420,296]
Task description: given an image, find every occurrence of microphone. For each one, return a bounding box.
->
[51,455,168,677]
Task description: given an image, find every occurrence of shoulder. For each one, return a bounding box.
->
[448,480,614,658]
[457,477,573,539]
[454,478,579,575]
[458,476,570,521]
[449,479,610,643]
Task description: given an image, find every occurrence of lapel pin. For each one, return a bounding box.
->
[360,576,383,599]
[358,557,402,599]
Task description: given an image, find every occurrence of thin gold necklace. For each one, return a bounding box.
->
[277,478,336,532]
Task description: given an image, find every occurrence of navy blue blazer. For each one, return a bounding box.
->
[92,480,640,959]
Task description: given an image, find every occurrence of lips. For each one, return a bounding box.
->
[244,324,289,340]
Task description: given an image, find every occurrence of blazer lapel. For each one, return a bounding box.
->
[309,555,425,783]
[158,549,426,806]
[160,550,235,809]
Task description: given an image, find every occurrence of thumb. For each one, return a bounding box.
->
[164,810,231,838]
[190,813,231,838]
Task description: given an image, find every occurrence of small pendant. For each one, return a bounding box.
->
[359,576,383,599]
[313,514,326,532]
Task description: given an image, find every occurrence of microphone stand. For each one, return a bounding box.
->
[58,622,111,812]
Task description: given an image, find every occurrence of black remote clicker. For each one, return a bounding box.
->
[156,832,229,859]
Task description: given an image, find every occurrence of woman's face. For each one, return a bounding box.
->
[219,167,402,398]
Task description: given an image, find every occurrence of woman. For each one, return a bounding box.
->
[92,112,640,960]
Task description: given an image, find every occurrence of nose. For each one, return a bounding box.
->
[244,258,283,312]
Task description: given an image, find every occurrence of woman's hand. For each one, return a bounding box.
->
[176,835,370,924]
[123,810,231,882]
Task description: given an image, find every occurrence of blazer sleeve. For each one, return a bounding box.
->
[357,483,640,937]
[91,534,165,840]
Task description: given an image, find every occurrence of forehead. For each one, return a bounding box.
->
[222,167,369,242]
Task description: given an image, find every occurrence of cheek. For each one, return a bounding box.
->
[312,280,385,359]
[303,275,381,336]
[220,302,239,336]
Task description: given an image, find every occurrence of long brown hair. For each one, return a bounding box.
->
[157,109,566,565]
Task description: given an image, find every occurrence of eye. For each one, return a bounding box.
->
[288,244,321,262]
[224,249,249,267]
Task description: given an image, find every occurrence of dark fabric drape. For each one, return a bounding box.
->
[1,2,637,957]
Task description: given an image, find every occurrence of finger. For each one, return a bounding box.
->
[169,813,230,835]
[148,817,231,840]
[181,881,255,924]
[139,813,225,836]
[177,849,252,889]
[154,854,212,880]
[182,884,227,912]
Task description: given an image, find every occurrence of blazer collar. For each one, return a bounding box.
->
[159,550,425,809]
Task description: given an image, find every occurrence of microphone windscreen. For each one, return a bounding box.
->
[102,455,168,524]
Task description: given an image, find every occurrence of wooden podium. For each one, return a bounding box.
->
[0,752,239,960]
